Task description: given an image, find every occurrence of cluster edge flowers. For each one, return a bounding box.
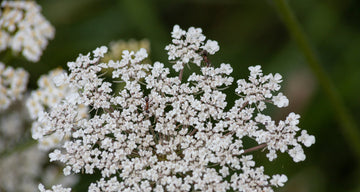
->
[29,25,315,192]
[0,61,28,111]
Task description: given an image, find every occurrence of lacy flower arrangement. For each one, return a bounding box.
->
[31,25,315,192]
[0,1,55,62]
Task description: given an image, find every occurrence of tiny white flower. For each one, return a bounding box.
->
[272,92,289,107]
[171,24,185,39]
[202,40,219,54]
[53,72,68,87]
[298,130,316,147]
[135,48,148,62]
[270,174,288,187]
[38,184,46,192]
[93,46,108,57]
[289,146,306,162]
[63,166,71,176]
[248,65,262,77]
[219,166,229,177]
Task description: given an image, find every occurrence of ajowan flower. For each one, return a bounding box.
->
[26,68,88,150]
[32,25,315,192]
[0,1,55,62]
[0,62,28,111]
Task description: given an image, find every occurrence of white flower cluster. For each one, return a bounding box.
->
[0,62,28,111]
[0,145,78,192]
[0,1,55,62]
[0,145,47,192]
[0,101,28,151]
[33,25,315,192]
[233,65,315,162]
[26,68,88,150]
[165,25,219,71]
[0,101,78,192]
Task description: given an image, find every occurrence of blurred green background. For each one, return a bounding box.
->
[8,0,360,191]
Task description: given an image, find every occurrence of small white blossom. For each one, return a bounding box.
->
[270,174,288,187]
[53,72,68,87]
[249,65,262,77]
[171,24,185,39]
[289,146,306,162]
[272,92,289,107]
[202,40,219,54]
[93,46,108,57]
[298,130,316,147]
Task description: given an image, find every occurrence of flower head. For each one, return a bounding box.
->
[0,1,55,62]
[165,25,219,71]
[33,25,315,192]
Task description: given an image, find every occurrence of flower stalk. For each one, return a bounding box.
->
[272,0,360,161]
[243,143,268,154]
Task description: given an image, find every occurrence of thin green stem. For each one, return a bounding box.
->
[179,68,184,81]
[0,139,37,159]
[272,0,360,161]
[1,50,13,64]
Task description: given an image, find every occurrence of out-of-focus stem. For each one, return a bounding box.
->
[0,139,37,159]
[272,0,360,161]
